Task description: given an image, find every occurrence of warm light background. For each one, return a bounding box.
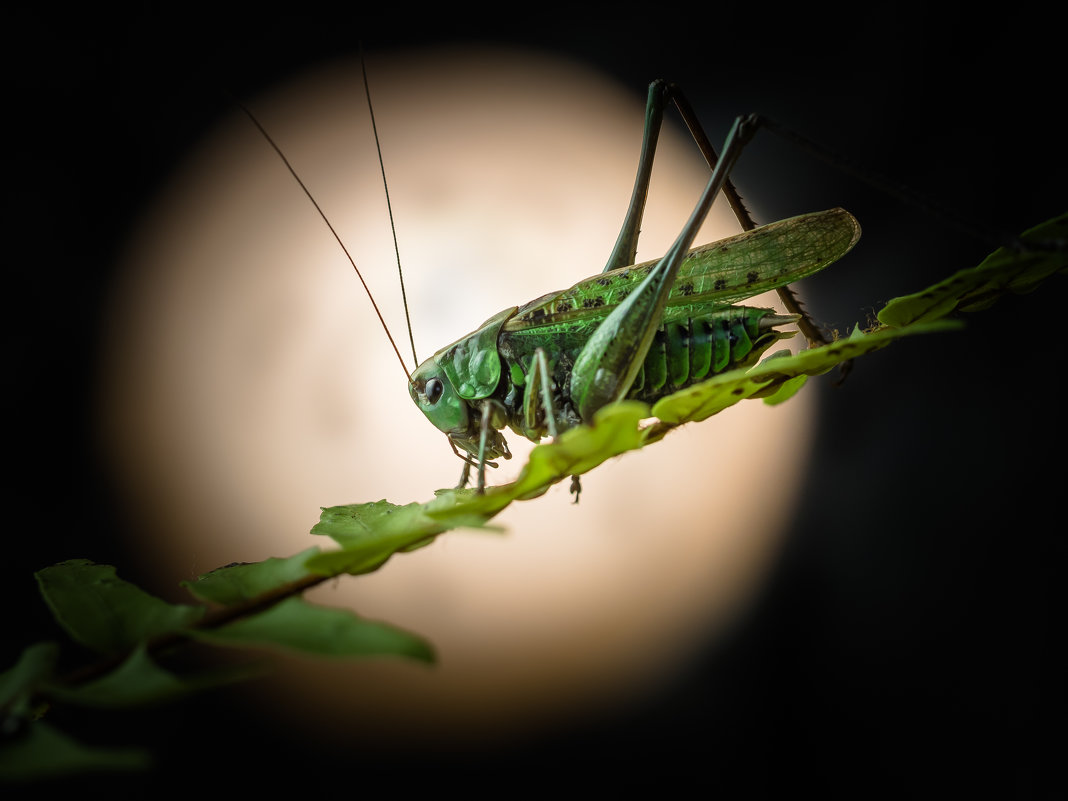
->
[98,48,816,749]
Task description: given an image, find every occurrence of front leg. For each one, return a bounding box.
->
[521,349,581,502]
[476,403,491,493]
[520,348,560,439]
[455,459,471,490]
[474,400,511,493]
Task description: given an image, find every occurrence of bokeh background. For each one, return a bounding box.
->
[6,4,1065,795]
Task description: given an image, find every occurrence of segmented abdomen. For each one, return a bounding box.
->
[626,306,790,402]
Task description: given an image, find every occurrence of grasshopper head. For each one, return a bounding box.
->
[409,359,510,462]
[410,359,468,436]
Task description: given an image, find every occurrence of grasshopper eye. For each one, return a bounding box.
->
[425,377,444,405]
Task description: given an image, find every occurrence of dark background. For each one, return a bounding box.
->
[5,4,1064,795]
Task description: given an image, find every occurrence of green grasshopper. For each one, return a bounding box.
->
[405,80,860,493]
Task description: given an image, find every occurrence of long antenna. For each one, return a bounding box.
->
[236,99,413,384]
[360,47,419,367]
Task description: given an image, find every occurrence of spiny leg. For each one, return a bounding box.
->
[451,436,500,492]
[476,403,492,493]
[606,81,831,349]
[667,90,832,349]
[471,401,510,494]
[605,80,756,272]
[455,459,471,490]
[602,80,668,273]
[571,114,760,422]
[527,348,582,501]
[533,348,559,439]
[450,438,475,489]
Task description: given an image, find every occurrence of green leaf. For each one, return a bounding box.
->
[760,373,809,406]
[188,597,434,662]
[306,493,509,577]
[310,502,450,576]
[877,212,1068,327]
[35,561,205,655]
[0,721,150,780]
[313,499,447,550]
[182,547,321,605]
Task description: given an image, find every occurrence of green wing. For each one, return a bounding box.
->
[503,208,860,333]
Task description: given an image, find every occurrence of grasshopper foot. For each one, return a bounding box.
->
[569,474,582,504]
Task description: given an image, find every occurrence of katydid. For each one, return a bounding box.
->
[405,81,860,493]
[243,77,860,497]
